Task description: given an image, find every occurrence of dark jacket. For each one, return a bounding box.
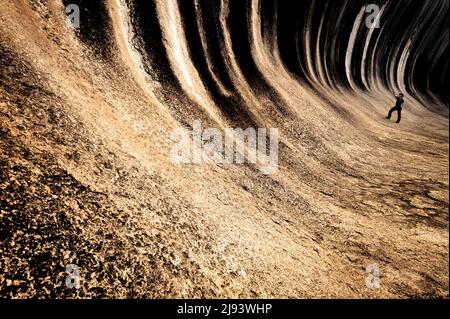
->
[395,96,404,108]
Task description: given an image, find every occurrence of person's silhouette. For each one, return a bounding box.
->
[386,92,404,123]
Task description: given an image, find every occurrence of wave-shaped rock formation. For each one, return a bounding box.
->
[0,0,448,298]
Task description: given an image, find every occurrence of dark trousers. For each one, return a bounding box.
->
[387,106,402,123]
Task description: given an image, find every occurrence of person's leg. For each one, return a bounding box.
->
[396,108,402,123]
[387,106,396,119]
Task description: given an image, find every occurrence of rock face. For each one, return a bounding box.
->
[0,0,448,298]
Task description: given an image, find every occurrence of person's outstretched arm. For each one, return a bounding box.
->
[392,90,398,98]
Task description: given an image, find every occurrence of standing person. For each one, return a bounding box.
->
[386,92,404,123]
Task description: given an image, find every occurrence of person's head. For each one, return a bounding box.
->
[399,92,404,97]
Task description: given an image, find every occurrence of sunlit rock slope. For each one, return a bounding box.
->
[0,0,448,298]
